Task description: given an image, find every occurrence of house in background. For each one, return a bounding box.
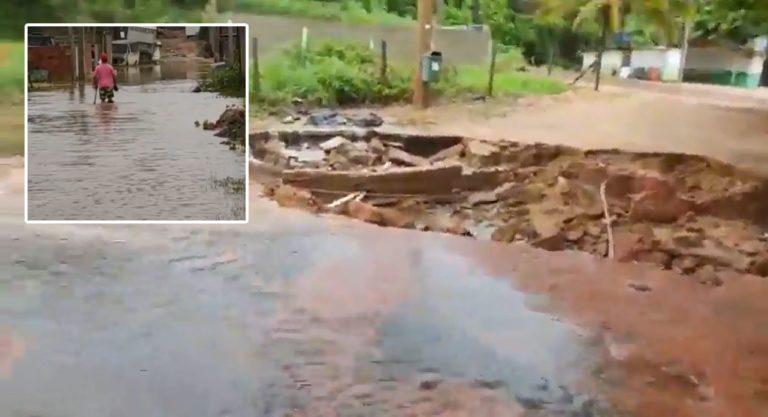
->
[581,36,768,88]
[683,37,766,88]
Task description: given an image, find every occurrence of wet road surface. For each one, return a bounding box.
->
[27,73,245,221]
[1,173,767,416]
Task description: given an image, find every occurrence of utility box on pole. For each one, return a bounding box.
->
[420,51,442,82]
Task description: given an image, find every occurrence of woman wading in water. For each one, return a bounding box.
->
[92,52,118,103]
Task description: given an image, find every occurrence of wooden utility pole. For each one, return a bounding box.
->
[413,0,433,108]
[68,27,77,82]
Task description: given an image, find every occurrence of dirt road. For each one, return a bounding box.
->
[374,81,768,176]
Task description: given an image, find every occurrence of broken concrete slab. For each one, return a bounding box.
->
[428,143,465,163]
[387,147,431,167]
[319,136,352,152]
[464,140,502,167]
[282,164,464,195]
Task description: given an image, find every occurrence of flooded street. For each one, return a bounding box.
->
[27,65,245,221]
[0,208,608,417]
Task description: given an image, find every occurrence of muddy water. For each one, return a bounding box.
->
[0,212,614,417]
[27,68,245,221]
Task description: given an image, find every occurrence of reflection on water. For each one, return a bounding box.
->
[116,61,209,85]
[27,78,245,221]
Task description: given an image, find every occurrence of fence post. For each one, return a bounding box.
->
[380,40,388,83]
[252,37,260,94]
[301,27,308,53]
[487,41,497,97]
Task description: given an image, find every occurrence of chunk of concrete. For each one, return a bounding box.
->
[282,165,463,195]
[319,136,351,152]
[387,147,430,167]
[428,144,465,163]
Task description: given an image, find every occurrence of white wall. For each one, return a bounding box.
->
[631,48,680,69]
[630,48,681,80]
[582,50,623,73]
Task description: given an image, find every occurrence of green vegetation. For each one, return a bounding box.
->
[1,0,211,39]
[252,41,566,110]
[200,64,246,98]
[0,42,24,100]
[437,65,568,97]
[253,42,412,107]
[0,42,24,156]
[234,0,411,24]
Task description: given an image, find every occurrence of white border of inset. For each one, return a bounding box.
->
[25,22,249,225]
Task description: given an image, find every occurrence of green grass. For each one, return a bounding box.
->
[0,42,24,99]
[234,0,411,25]
[438,65,568,98]
[0,41,24,156]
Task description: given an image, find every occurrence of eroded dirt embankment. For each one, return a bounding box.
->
[250,127,768,285]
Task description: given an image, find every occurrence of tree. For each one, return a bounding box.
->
[538,0,694,90]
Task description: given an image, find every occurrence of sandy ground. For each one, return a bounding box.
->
[366,80,768,176]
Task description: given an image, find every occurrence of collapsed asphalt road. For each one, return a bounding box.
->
[0,171,766,417]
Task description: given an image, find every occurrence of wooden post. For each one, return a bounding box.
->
[380,40,388,83]
[210,27,220,62]
[78,27,86,82]
[68,27,77,82]
[237,27,243,75]
[227,26,234,65]
[106,28,113,64]
[252,37,260,93]
[413,0,433,108]
[678,19,691,82]
[471,0,479,25]
[487,41,497,97]
[594,6,609,92]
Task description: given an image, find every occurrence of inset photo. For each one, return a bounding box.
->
[25,24,247,223]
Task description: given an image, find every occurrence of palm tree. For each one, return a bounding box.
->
[539,0,695,90]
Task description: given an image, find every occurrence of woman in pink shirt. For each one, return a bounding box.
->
[92,52,118,103]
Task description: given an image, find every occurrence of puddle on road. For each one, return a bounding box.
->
[256,233,610,416]
[376,246,604,415]
[26,65,245,221]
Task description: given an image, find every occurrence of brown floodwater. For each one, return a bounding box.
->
[26,63,245,221]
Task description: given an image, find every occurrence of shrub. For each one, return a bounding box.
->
[253,41,411,108]
[200,63,246,97]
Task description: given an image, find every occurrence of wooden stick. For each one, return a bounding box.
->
[487,41,497,97]
[326,192,365,209]
[600,181,615,259]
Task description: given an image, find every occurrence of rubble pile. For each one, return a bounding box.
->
[251,128,768,285]
[199,106,245,149]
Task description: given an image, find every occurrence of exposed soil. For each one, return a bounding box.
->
[201,106,245,149]
[250,126,768,285]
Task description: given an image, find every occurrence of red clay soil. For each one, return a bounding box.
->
[456,239,768,417]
